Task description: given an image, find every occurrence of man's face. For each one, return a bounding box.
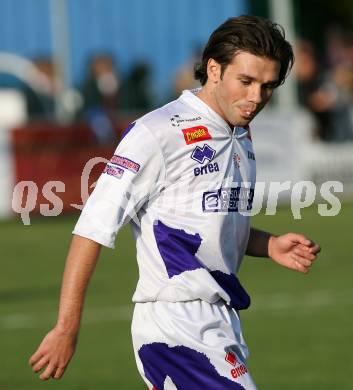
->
[207,51,280,127]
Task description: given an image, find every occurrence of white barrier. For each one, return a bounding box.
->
[0,129,14,218]
[0,90,26,218]
[252,107,353,201]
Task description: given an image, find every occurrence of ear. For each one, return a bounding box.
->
[207,58,221,83]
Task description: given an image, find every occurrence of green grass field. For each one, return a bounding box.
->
[1,203,352,389]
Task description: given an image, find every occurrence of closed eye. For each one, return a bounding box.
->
[240,79,252,85]
[262,83,277,90]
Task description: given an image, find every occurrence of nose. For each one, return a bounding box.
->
[247,85,262,104]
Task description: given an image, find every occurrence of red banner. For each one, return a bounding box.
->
[11,122,117,213]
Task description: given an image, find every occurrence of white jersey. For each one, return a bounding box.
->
[73,89,256,310]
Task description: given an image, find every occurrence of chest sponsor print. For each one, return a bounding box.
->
[182,125,212,145]
[202,187,254,213]
[170,114,202,127]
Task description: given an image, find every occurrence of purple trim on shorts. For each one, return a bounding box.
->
[153,220,203,278]
[138,342,246,389]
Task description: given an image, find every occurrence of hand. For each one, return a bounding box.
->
[29,326,78,380]
[268,233,321,274]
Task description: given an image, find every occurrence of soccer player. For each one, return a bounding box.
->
[29,15,320,389]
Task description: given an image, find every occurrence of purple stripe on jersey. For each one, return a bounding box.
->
[153,220,203,278]
[120,122,136,141]
[210,271,251,310]
[153,220,250,310]
[138,343,246,390]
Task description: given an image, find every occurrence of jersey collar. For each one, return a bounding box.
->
[179,89,248,139]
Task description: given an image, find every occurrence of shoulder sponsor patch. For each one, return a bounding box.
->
[103,164,124,179]
[182,125,211,145]
[110,155,140,173]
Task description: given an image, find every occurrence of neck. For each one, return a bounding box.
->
[195,86,215,112]
[195,87,234,130]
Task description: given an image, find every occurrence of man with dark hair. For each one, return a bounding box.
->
[194,15,294,87]
[30,15,320,389]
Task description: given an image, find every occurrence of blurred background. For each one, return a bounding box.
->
[0,0,352,389]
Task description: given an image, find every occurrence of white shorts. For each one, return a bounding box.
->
[131,300,258,389]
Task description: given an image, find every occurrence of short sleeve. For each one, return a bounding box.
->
[73,122,166,248]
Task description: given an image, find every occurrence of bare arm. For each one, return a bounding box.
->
[29,235,101,380]
[246,227,321,274]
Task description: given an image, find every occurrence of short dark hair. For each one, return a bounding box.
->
[194,15,294,87]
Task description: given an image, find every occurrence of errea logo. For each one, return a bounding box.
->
[225,352,248,380]
[194,162,219,176]
[191,144,215,164]
[191,144,219,176]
